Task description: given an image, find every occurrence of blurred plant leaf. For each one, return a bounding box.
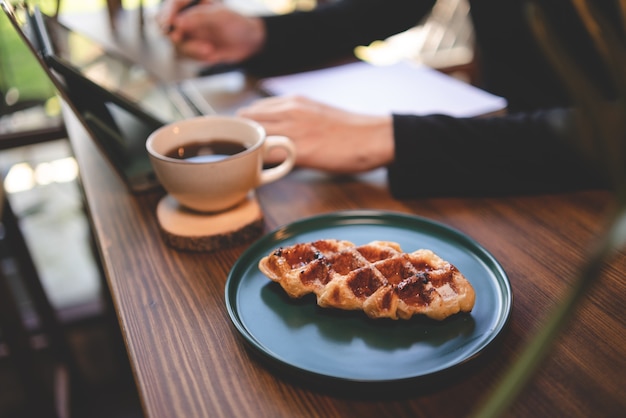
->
[473,1,626,416]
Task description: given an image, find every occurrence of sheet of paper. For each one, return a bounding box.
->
[259,61,507,118]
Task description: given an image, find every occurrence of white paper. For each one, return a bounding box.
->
[259,61,507,118]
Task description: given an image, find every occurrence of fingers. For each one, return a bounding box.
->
[174,39,215,62]
[165,5,221,62]
[238,99,284,121]
[166,6,211,44]
[237,95,395,173]
[237,98,298,135]
[159,2,265,65]
[158,0,215,34]
[157,0,194,32]
[239,96,311,120]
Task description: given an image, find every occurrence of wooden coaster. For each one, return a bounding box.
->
[156,194,264,252]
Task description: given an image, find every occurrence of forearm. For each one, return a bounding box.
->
[388,109,605,197]
[242,0,435,76]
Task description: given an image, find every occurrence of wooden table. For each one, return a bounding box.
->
[63,106,626,418]
[56,6,626,418]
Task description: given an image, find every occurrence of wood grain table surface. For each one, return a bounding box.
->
[63,106,626,418]
[57,7,626,418]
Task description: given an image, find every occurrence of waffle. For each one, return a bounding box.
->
[258,239,475,320]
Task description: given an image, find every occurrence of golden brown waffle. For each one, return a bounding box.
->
[258,239,475,320]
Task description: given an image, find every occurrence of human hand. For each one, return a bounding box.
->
[157,0,207,29]
[237,96,395,173]
[157,1,265,64]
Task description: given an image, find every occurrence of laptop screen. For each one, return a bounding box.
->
[41,15,191,124]
[1,1,166,192]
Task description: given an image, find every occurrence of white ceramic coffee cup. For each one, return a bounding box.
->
[146,115,296,213]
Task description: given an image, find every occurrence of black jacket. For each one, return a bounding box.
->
[242,0,611,197]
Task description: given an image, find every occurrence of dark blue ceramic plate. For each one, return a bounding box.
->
[225,210,512,385]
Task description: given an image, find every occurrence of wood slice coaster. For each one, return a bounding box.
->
[156,194,264,252]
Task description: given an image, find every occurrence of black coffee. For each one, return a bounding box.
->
[164,139,247,162]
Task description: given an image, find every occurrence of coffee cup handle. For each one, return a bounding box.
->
[259,136,296,185]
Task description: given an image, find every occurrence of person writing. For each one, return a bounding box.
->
[158,0,610,198]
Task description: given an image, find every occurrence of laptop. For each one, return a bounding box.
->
[1,1,229,193]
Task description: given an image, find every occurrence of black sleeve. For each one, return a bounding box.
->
[242,0,436,76]
[387,109,606,198]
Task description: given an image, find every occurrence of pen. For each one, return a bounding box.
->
[168,0,202,33]
[178,0,202,13]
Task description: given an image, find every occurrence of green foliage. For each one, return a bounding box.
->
[0,5,55,106]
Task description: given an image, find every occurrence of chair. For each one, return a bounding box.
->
[0,9,81,415]
[0,181,81,418]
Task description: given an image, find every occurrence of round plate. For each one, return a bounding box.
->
[225,210,512,386]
